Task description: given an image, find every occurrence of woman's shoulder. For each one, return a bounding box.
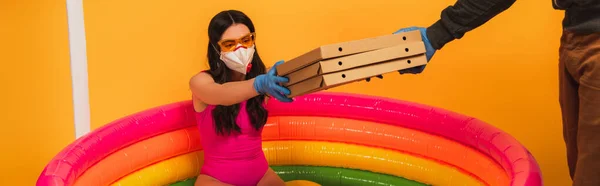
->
[190,70,214,112]
[191,70,212,80]
[189,71,213,86]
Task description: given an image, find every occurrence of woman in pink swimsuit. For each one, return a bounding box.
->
[189,10,293,186]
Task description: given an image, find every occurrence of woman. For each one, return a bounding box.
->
[189,10,290,186]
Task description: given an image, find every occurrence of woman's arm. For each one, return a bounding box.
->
[189,72,260,106]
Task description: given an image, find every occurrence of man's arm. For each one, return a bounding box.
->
[426,0,517,50]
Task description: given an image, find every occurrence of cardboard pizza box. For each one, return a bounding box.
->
[283,41,425,86]
[286,54,428,98]
[275,30,422,76]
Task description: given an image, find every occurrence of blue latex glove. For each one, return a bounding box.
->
[393,26,436,74]
[253,60,293,102]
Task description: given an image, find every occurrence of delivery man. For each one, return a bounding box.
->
[392,0,600,185]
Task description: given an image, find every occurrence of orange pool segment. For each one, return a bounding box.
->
[262,116,510,186]
[70,116,508,186]
[73,127,201,186]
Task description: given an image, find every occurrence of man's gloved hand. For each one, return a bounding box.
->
[393,26,436,74]
[253,60,293,102]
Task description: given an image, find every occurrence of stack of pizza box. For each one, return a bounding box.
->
[276,30,427,98]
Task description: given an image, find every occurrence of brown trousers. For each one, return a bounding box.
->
[559,30,600,186]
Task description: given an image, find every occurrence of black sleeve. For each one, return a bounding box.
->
[426,0,517,50]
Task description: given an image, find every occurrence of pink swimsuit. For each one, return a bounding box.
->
[195,101,268,186]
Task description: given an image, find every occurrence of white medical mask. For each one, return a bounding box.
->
[220,44,255,74]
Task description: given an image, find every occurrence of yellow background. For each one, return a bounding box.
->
[0,0,569,185]
[0,0,75,185]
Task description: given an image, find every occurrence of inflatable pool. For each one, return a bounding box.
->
[37,92,542,186]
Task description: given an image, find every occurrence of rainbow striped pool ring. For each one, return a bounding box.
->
[37,92,542,186]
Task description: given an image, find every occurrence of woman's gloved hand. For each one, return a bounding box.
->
[253,60,293,102]
[393,26,436,74]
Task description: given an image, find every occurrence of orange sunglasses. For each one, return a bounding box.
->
[217,32,256,52]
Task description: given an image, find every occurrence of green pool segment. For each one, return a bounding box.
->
[272,165,427,186]
[168,165,428,186]
[169,178,195,186]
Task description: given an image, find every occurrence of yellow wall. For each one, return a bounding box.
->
[84,0,568,185]
[0,0,74,185]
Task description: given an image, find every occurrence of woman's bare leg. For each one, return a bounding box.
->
[257,168,285,186]
[194,174,233,186]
